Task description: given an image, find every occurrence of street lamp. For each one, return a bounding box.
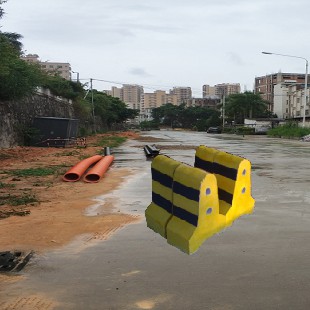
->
[71,70,80,83]
[262,51,308,127]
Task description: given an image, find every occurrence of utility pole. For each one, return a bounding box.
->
[222,93,225,129]
[90,78,96,133]
[72,71,79,83]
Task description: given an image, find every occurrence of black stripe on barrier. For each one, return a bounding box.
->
[195,156,238,180]
[151,168,173,188]
[173,205,198,227]
[152,192,173,213]
[213,162,237,180]
[173,181,200,202]
[195,156,213,173]
[218,188,233,205]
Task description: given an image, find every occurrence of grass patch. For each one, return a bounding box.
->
[0,153,12,160]
[0,182,16,189]
[268,123,310,138]
[92,136,127,148]
[0,193,38,206]
[55,150,80,157]
[9,167,59,177]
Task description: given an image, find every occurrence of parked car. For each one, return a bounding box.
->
[207,126,222,134]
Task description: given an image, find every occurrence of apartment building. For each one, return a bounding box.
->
[141,90,166,111]
[274,82,309,120]
[170,87,192,105]
[140,90,179,120]
[120,84,144,110]
[21,54,71,80]
[111,86,122,99]
[202,85,216,97]
[186,97,220,109]
[203,83,240,98]
[214,83,241,97]
[255,72,306,112]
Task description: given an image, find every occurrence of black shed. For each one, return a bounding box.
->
[32,117,79,147]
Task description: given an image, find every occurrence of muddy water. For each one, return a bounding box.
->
[1,130,310,310]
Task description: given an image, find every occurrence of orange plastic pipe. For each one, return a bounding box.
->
[63,155,103,182]
[83,155,114,183]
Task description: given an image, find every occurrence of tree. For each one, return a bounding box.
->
[0,0,6,19]
[0,0,44,100]
[224,92,270,124]
[1,31,23,52]
[152,103,183,127]
[0,35,44,100]
[84,90,139,130]
[151,103,221,130]
[41,75,85,100]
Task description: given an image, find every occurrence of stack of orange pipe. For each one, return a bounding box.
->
[63,155,103,182]
[83,155,115,183]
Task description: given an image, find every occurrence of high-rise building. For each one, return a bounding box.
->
[186,97,220,109]
[121,84,144,110]
[111,86,122,99]
[141,90,166,111]
[273,82,309,120]
[141,90,178,111]
[214,83,241,97]
[255,72,306,112]
[202,85,216,97]
[170,87,192,105]
[21,54,71,80]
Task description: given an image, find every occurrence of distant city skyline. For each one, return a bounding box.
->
[2,0,310,98]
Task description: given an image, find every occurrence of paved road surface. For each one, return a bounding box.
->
[1,130,310,310]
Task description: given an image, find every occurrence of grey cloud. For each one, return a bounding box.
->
[129,68,152,77]
[227,52,245,66]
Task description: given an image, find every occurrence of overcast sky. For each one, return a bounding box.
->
[2,0,310,96]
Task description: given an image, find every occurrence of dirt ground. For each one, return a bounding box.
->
[0,131,142,254]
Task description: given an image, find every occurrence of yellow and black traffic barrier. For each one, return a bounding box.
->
[145,147,255,255]
[166,163,226,254]
[195,145,255,226]
[145,155,181,237]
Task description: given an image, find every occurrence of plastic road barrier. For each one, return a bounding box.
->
[195,145,255,226]
[145,155,181,238]
[83,155,114,183]
[63,155,103,182]
[145,147,255,254]
[166,163,226,254]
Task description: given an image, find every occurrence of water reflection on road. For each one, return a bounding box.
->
[1,130,310,310]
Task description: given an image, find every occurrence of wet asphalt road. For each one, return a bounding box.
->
[1,130,310,310]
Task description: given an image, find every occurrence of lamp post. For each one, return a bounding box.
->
[262,51,308,127]
[222,93,225,129]
[71,70,80,83]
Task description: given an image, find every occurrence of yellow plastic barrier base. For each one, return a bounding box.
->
[195,145,255,227]
[145,155,181,238]
[145,202,172,238]
[166,165,226,254]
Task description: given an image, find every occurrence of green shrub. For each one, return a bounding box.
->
[235,127,255,135]
[9,167,58,177]
[268,123,310,138]
[92,136,127,148]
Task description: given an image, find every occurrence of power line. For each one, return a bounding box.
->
[80,77,203,96]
